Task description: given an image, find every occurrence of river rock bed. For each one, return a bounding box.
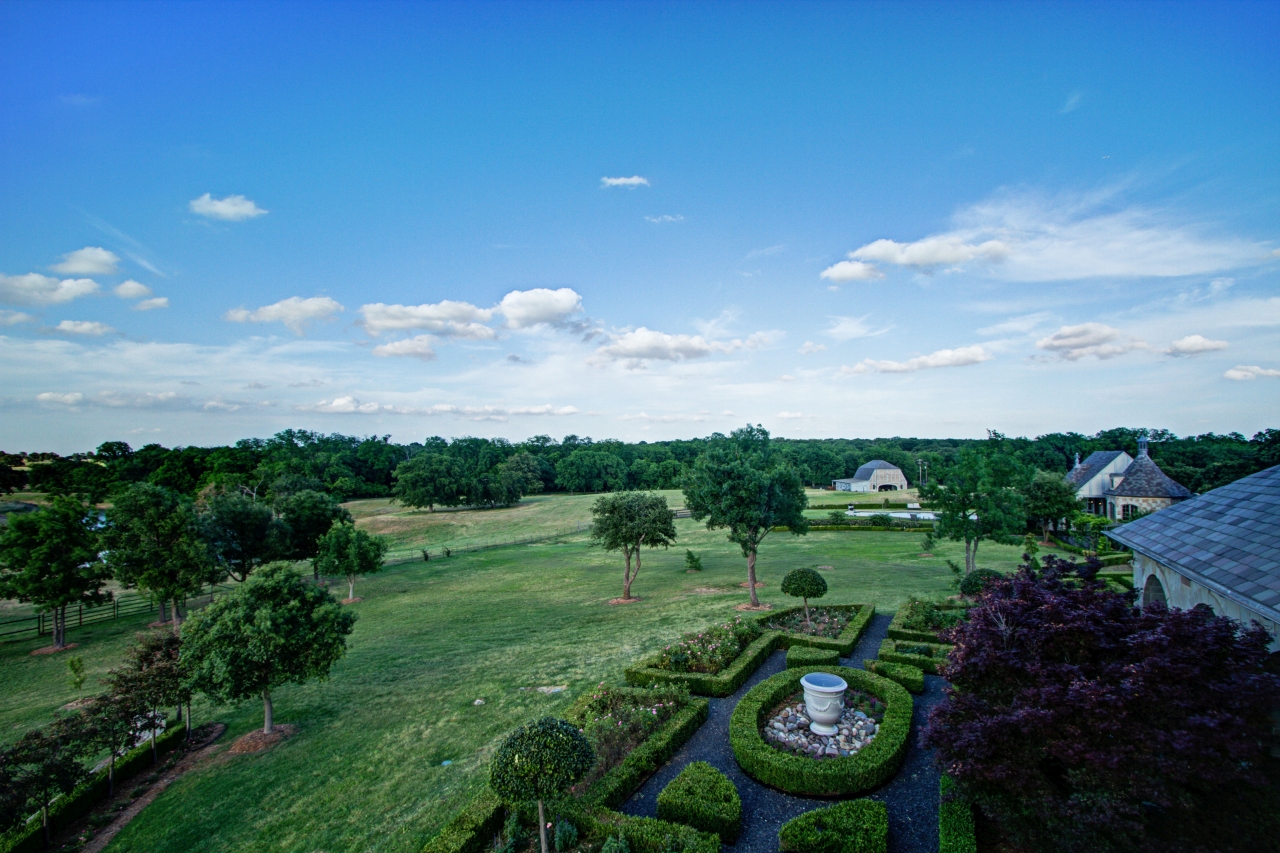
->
[762,698,880,758]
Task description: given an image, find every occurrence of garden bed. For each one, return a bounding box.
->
[624,618,783,696]
[728,666,912,796]
[876,639,953,675]
[756,603,875,656]
[885,599,968,644]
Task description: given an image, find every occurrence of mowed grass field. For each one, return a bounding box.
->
[0,493,1063,853]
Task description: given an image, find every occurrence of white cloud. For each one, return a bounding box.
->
[843,345,994,374]
[133,297,169,311]
[1035,323,1149,360]
[850,237,1009,268]
[819,260,885,281]
[593,327,770,364]
[53,247,120,275]
[55,320,114,336]
[839,187,1267,281]
[1166,334,1228,357]
[36,392,84,405]
[799,341,827,354]
[189,193,268,221]
[601,176,649,189]
[977,312,1053,336]
[777,411,806,419]
[309,396,384,414]
[0,273,99,306]
[1223,365,1280,381]
[225,296,344,335]
[824,315,890,341]
[508,404,579,416]
[645,214,684,223]
[358,300,495,337]
[1059,91,1082,114]
[114,280,152,299]
[0,310,34,326]
[497,287,583,329]
[372,335,437,360]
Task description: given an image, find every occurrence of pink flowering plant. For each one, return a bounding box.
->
[653,617,761,674]
[566,683,688,792]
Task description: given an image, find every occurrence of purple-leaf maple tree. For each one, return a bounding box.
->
[923,555,1279,853]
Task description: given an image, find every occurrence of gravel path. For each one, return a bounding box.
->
[620,613,945,853]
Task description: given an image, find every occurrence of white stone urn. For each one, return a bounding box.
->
[800,672,847,736]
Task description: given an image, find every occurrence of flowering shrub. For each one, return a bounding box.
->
[762,607,850,639]
[652,618,760,674]
[569,684,687,792]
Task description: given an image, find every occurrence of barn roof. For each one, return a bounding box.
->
[852,460,901,481]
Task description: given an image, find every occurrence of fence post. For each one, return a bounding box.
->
[38,611,43,637]
[79,604,83,628]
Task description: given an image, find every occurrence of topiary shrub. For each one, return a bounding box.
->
[490,717,595,853]
[655,761,742,842]
[780,568,828,630]
[787,646,840,668]
[958,568,1002,597]
[862,660,924,694]
[778,799,888,853]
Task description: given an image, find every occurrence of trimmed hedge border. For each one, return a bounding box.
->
[875,639,952,675]
[862,660,924,695]
[778,799,888,853]
[884,603,968,644]
[938,776,977,853]
[759,604,876,657]
[0,723,188,853]
[421,788,505,853]
[655,761,742,843]
[624,631,783,697]
[787,646,840,668]
[729,666,912,796]
[1097,569,1134,591]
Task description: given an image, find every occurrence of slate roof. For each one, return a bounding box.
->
[1107,464,1280,620]
[1065,450,1125,490]
[1104,453,1193,499]
[852,460,902,481]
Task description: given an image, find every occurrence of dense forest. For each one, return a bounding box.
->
[3,427,1277,506]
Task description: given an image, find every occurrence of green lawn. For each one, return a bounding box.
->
[0,495,1060,853]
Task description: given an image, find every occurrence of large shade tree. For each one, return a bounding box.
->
[589,491,677,600]
[392,453,466,510]
[0,497,111,649]
[683,425,809,607]
[314,521,388,601]
[198,493,288,582]
[103,483,214,629]
[1021,470,1081,544]
[273,489,353,579]
[920,447,1026,576]
[181,562,356,734]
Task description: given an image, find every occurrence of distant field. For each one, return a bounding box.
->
[0,492,1063,853]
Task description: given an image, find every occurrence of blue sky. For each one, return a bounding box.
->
[2,1,1278,453]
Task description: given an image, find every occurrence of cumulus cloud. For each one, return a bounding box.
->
[497,287,583,329]
[0,310,34,326]
[593,327,771,365]
[300,397,578,418]
[819,260,885,282]
[225,296,344,335]
[843,345,994,374]
[851,237,1009,268]
[825,315,890,341]
[36,390,192,409]
[1223,365,1280,381]
[1166,334,1229,357]
[798,341,826,354]
[55,320,114,336]
[133,297,169,311]
[189,193,268,221]
[372,335,437,360]
[36,392,84,405]
[114,280,152,299]
[1035,323,1149,360]
[645,214,683,223]
[0,273,99,306]
[358,300,495,338]
[53,247,120,275]
[601,176,649,189]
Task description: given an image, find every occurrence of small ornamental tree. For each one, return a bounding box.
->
[589,491,677,600]
[108,631,190,756]
[923,554,1280,853]
[1021,470,1081,544]
[314,521,388,601]
[8,714,92,847]
[489,717,595,853]
[181,562,356,734]
[780,568,827,630]
[86,691,145,795]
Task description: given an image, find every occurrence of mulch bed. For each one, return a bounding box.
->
[608,597,642,605]
[342,597,363,604]
[31,642,79,655]
[228,724,297,754]
[735,603,773,612]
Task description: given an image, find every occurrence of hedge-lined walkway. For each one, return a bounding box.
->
[619,613,946,853]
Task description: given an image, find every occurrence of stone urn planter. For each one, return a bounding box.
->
[799,672,847,736]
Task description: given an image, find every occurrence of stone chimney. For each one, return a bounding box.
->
[1137,435,1149,457]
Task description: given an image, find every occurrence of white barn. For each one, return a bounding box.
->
[832,460,909,493]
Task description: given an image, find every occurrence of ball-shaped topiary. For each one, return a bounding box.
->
[781,568,828,629]
[490,717,595,853]
[958,568,1003,598]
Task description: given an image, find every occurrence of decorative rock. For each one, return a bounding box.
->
[760,699,883,760]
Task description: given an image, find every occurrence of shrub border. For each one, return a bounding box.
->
[938,776,977,853]
[778,799,889,853]
[655,760,742,843]
[786,646,840,668]
[624,630,783,697]
[862,659,924,695]
[876,638,952,675]
[728,666,912,797]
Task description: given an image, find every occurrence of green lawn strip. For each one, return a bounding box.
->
[0,507,1053,853]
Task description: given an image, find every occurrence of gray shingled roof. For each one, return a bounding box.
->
[852,460,901,481]
[1104,453,1193,499]
[1107,464,1280,620]
[1065,450,1124,490]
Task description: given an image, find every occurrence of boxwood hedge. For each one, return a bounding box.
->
[938,776,977,853]
[655,761,742,842]
[758,604,875,656]
[787,646,840,668]
[861,659,924,695]
[778,799,888,853]
[884,603,968,644]
[624,631,783,696]
[729,666,912,796]
[875,639,952,675]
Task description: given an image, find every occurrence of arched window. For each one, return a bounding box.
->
[1143,574,1167,607]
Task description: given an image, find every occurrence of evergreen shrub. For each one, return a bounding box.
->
[787,646,840,668]
[862,660,924,694]
[655,761,742,842]
[778,800,888,853]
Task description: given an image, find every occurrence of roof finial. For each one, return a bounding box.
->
[1137,435,1149,457]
